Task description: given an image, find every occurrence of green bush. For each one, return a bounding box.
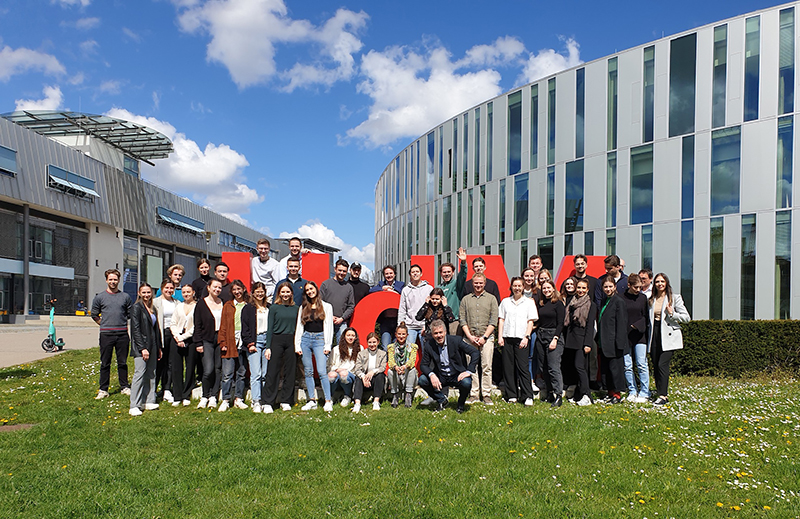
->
[673,320,800,377]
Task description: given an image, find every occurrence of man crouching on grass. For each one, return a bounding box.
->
[418,319,479,414]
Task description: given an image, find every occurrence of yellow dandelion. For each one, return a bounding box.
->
[638,499,645,504]
[509,450,516,453]
[764,505,771,510]
[717,502,724,507]
[599,450,605,454]
[731,505,741,511]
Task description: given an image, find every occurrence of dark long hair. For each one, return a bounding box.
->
[251,281,269,310]
[230,279,250,304]
[649,272,674,307]
[135,282,154,310]
[337,327,360,362]
[272,281,293,307]
[301,281,326,324]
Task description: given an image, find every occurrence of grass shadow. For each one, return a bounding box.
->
[0,368,35,380]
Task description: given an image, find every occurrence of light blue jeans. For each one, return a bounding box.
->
[624,343,650,398]
[300,331,331,401]
[406,328,421,347]
[329,371,355,397]
[248,332,268,404]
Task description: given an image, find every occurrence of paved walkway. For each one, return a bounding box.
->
[0,322,100,369]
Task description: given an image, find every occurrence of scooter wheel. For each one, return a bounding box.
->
[57,339,65,351]
[42,338,56,353]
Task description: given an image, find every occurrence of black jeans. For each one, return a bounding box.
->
[419,373,472,407]
[181,340,199,401]
[169,334,189,399]
[353,372,386,402]
[157,329,174,395]
[650,324,673,397]
[263,334,296,406]
[535,327,564,397]
[99,332,129,391]
[201,334,221,399]
[501,337,533,400]
[571,347,590,400]
[601,353,626,394]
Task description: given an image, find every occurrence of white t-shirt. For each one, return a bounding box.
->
[498,296,539,338]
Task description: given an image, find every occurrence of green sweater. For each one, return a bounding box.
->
[438,259,467,319]
[264,304,299,349]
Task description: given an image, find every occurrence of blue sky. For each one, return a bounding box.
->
[0,0,780,269]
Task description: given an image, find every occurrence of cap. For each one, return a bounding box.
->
[351,262,362,269]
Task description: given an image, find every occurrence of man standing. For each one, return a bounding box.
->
[438,247,467,335]
[157,264,186,301]
[320,258,355,345]
[251,238,281,302]
[278,236,309,279]
[461,257,502,304]
[528,255,543,279]
[209,262,234,303]
[418,319,479,413]
[594,254,628,307]
[370,265,405,348]
[91,269,133,399]
[638,268,653,298]
[347,262,371,306]
[397,264,433,345]
[276,257,307,306]
[562,254,597,298]
[459,273,499,406]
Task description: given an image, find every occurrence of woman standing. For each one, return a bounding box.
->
[295,281,334,412]
[387,323,418,408]
[263,282,299,414]
[648,273,691,406]
[170,284,197,406]
[153,279,177,403]
[622,274,650,403]
[193,278,224,409]
[534,280,565,407]
[191,258,213,299]
[597,275,629,404]
[521,267,540,396]
[327,327,360,408]
[129,283,162,416]
[521,268,538,299]
[218,280,256,412]
[564,278,597,406]
[561,277,577,306]
[352,332,388,413]
[414,287,456,338]
[498,277,538,406]
[537,269,553,289]
[249,282,270,413]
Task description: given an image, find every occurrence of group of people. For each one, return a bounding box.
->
[90,237,690,417]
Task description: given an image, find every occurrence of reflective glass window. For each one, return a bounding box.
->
[669,33,697,137]
[530,85,538,170]
[576,68,585,157]
[712,25,727,128]
[564,234,573,256]
[0,145,17,175]
[508,90,522,176]
[468,189,474,248]
[479,186,486,246]
[452,119,458,192]
[777,116,793,208]
[606,229,616,255]
[607,152,617,228]
[643,46,655,142]
[741,214,756,320]
[775,211,792,319]
[630,144,653,225]
[779,8,794,115]
[565,160,583,232]
[709,217,724,320]
[710,126,741,215]
[584,231,594,256]
[546,167,555,235]
[443,196,451,253]
[682,135,695,219]
[438,127,443,195]
[499,179,506,242]
[457,193,462,247]
[538,237,554,271]
[474,108,481,185]
[607,58,618,150]
[642,224,653,270]
[548,78,556,165]
[487,102,494,181]
[514,173,529,241]
[463,116,468,188]
[427,132,435,202]
[744,16,760,122]
[681,220,693,315]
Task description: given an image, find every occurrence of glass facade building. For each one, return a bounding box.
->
[375,3,800,320]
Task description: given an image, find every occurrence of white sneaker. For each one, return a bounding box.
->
[340,396,352,408]
[280,403,292,412]
[372,400,381,411]
[626,393,638,402]
[144,403,159,411]
[301,401,317,411]
[252,403,262,413]
[95,390,109,400]
[323,401,333,412]
[634,395,650,403]
[351,402,361,413]
[234,398,248,410]
[262,404,274,414]
[508,398,518,403]
[576,395,593,406]
[182,399,191,406]
[524,398,534,407]
[120,387,131,396]
[208,397,218,408]
[163,390,174,403]
[420,397,435,406]
[197,397,208,409]
[129,407,142,416]
[171,400,181,407]
[217,400,229,412]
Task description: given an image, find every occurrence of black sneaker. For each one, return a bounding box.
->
[456,405,465,414]
[653,396,669,406]
[434,401,448,412]
[551,395,562,408]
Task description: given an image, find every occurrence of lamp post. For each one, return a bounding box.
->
[202,231,216,260]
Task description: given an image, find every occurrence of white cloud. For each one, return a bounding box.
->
[0,46,66,82]
[456,36,525,68]
[52,0,91,7]
[79,39,99,56]
[15,85,64,111]
[104,108,263,219]
[518,37,582,84]
[279,220,374,267]
[60,17,100,30]
[152,91,160,111]
[122,27,141,43]
[175,0,367,90]
[99,79,122,94]
[68,72,85,85]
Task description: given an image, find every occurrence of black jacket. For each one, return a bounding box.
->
[596,294,629,358]
[193,297,219,344]
[564,301,597,351]
[130,301,162,357]
[420,335,479,379]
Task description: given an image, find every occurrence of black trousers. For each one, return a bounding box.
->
[169,334,189,399]
[156,329,174,394]
[201,335,221,399]
[561,348,577,387]
[571,347,590,400]
[650,324,673,397]
[182,340,199,401]
[501,337,533,400]
[353,372,386,402]
[263,334,296,406]
[601,352,626,394]
[98,332,129,391]
[535,327,563,397]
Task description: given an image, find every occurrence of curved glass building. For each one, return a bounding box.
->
[375,2,799,320]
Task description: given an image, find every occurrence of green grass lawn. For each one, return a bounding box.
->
[0,349,797,518]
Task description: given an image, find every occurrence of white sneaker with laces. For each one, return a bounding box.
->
[323,401,333,412]
[340,396,352,408]
[208,397,218,408]
[351,402,361,413]
[626,393,638,402]
[129,407,142,416]
[524,398,534,407]
[372,400,381,411]
[95,390,109,400]
[182,399,191,406]
[280,403,292,412]
[171,400,181,407]
[197,397,208,409]
[163,390,174,403]
[217,400,229,412]
[576,395,593,406]
[634,396,649,404]
[233,398,248,410]
[301,401,317,411]
[120,387,131,396]
[262,404,274,414]
[252,403,262,413]
[144,403,159,411]
[508,398,518,403]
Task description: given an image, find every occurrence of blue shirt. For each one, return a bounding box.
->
[437,341,452,377]
[276,276,307,307]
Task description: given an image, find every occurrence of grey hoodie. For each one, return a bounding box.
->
[397,280,433,331]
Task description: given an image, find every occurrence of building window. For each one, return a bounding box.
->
[426,132,435,202]
[415,214,420,255]
[499,179,506,243]
[681,220,693,315]
[546,167,555,236]
[741,214,756,320]
[564,234,573,256]
[777,116,793,209]
[669,33,697,137]
[641,225,653,270]
[156,207,205,234]
[0,145,17,176]
[123,155,139,177]
[682,136,695,219]
[584,231,594,256]
[407,213,412,259]
[775,211,792,319]
[712,25,727,128]
[520,240,528,270]
[426,209,431,254]
[456,193,462,249]
[438,127,443,196]
[565,159,583,232]
[433,203,439,253]
[467,189,474,248]
[630,144,653,225]
[452,119,458,192]
[643,46,655,142]
[474,108,481,185]
[395,156,401,206]
[479,186,486,246]
[463,116,469,189]
[710,126,741,215]
[443,196,451,253]
[487,102,494,182]
[744,16,760,122]
[709,217,724,320]
[47,164,100,199]
[606,229,616,255]
[530,85,539,170]
[538,237,554,271]
[576,68,585,158]
[606,152,617,228]
[508,90,522,176]
[416,142,421,204]
[779,8,795,115]
[607,57,618,151]
[548,78,556,165]
[514,173,528,241]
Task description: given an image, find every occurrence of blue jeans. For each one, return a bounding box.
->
[380,332,393,350]
[528,331,539,387]
[333,322,346,348]
[406,328,421,347]
[329,371,355,397]
[419,373,472,407]
[248,332,268,404]
[624,343,650,397]
[221,349,248,401]
[300,331,331,401]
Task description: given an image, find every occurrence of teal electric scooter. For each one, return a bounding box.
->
[42,299,65,353]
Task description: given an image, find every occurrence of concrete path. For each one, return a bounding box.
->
[0,323,100,369]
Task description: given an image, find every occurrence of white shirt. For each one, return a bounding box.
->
[251,256,281,298]
[256,307,269,335]
[367,350,379,372]
[498,296,539,338]
[278,254,302,280]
